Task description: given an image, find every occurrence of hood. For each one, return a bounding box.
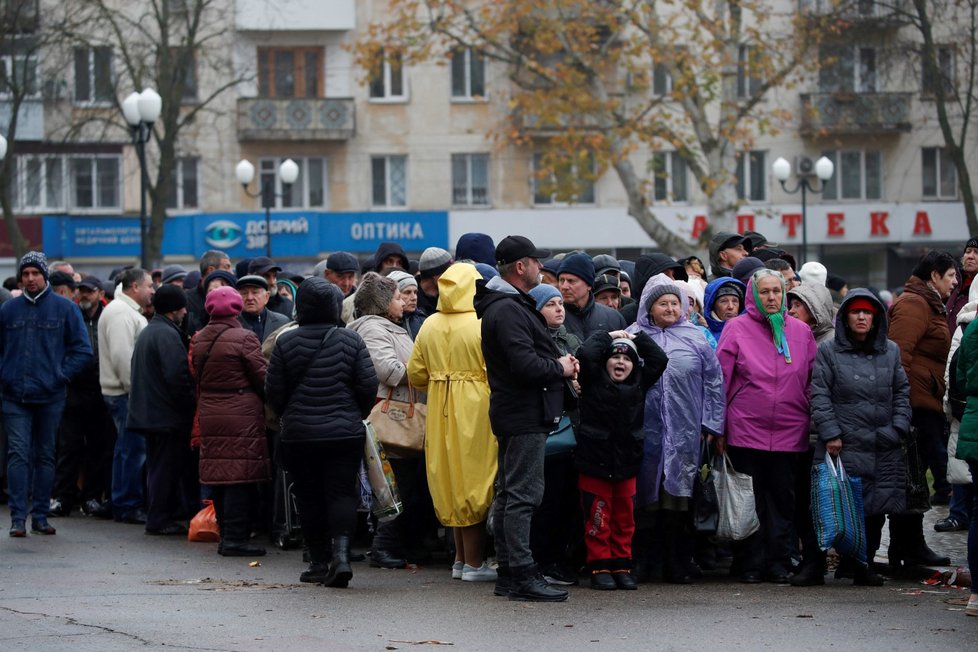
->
[373,241,409,272]
[474,275,520,318]
[704,276,746,333]
[787,282,835,340]
[295,277,343,326]
[632,253,687,300]
[743,271,787,323]
[436,263,480,314]
[634,273,689,329]
[957,276,978,326]
[835,288,888,352]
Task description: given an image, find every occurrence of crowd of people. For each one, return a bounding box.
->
[1,230,976,616]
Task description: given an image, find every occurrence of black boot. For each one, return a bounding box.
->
[834,555,855,580]
[324,536,353,588]
[610,558,637,590]
[588,560,617,591]
[790,550,826,587]
[300,541,331,583]
[509,565,569,601]
[853,560,885,586]
[662,511,692,584]
[899,514,951,567]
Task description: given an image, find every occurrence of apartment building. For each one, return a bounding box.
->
[1,0,975,287]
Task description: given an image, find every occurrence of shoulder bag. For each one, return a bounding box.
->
[368,382,426,457]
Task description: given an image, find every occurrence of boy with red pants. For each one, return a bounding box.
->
[575,330,667,589]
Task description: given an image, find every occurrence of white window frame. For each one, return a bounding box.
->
[651,151,688,203]
[451,153,490,207]
[922,46,955,98]
[68,155,122,211]
[257,156,328,209]
[0,53,39,98]
[819,45,876,93]
[371,155,408,208]
[819,149,883,201]
[73,46,113,106]
[737,44,763,99]
[922,147,958,200]
[451,48,486,101]
[13,154,67,212]
[368,49,407,102]
[652,61,673,96]
[166,157,200,211]
[736,150,768,203]
[532,152,596,207]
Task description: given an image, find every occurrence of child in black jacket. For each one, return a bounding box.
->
[575,329,667,590]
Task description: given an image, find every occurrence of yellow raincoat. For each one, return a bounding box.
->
[407,264,497,527]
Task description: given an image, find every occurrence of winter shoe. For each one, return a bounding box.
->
[324,536,353,588]
[853,563,885,587]
[493,566,512,597]
[612,570,637,590]
[461,563,498,582]
[9,520,26,537]
[589,570,617,591]
[30,518,56,535]
[369,549,407,569]
[789,562,826,587]
[219,541,266,557]
[509,566,569,602]
[300,562,331,584]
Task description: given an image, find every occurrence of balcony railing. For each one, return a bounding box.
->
[800,92,912,136]
[800,0,911,28]
[237,97,355,141]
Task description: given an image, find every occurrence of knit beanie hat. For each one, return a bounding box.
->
[645,282,683,305]
[732,256,765,284]
[608,337,640,366]
[19,251,49,280]
[825,273,847,293]
[161,264,188,285]
[386,269,418,291]
[455,232,496,266]
[966,236,978,253]
[203,269,238,290]
[205,285,243,318]
[474,263,498,281]
[715,283,744,302]
[419,247,453,279]
[558,252,595,287]
[529,283,562,312]
[799,261,828,287]
[354,271,398,317]
[153,284,188,314]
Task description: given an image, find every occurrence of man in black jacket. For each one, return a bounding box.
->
[558,252,627,339]
[474,235,579,602]
[237,275,290,342]
[185,250,231,338]
[127,286,196,535]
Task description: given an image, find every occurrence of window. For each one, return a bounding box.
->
[819,46,876,93]
[922,147,958,199]
[532,152,595,205]
[371,155,407,207]
[451,153,489,206]
[737,45,763,98]
[174,47,197,102]
[652,61,672,96]
[73,46,113,103]
[369,49,406,100]
[165,157,199,209]
[0,53,37,97]
[652,152,688,202]
[13,155,65,211]
[820,150,882,200]
[922,46,955,97]
[451,48,485,99]
[69,156,121,209]
[736,151,767,202]
[257,47,322,98]
[258,156,327,208]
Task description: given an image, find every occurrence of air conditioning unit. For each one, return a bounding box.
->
[795,155,815,176]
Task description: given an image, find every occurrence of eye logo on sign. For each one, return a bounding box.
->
[204,220,243,248]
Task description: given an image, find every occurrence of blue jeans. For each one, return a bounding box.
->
[3,398,66,522]
[949,483,974,526]
[104,394,146,516]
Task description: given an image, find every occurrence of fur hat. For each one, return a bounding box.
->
[354,271,398,317]
[205,285,243,317]
[19,251,49,280]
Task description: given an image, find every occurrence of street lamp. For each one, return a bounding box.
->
[122,88,162,271]
[235,158,299,257]
[772,155,834,266]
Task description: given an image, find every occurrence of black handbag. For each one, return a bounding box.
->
[693,442,719,535]
[904,429,932,514]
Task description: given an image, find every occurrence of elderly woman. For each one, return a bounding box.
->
[627,274,725,583]
[189,286,269,557]
[953,295,978,616]
[809,290,911,586]
[386,269,425,340]
[348,272,425,569]
[407,263,498,582]
[266,278,377,587]
[716,268,818,583]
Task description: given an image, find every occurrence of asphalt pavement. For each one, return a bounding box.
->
[1,505,974,651]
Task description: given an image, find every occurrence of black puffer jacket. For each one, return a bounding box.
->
[564,294,627,339]
[811,289,912,516]
[474,276,566,436]
[575,331,668,480]
[265,277,378,443]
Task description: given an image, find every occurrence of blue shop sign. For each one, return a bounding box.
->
[42,211,448,258]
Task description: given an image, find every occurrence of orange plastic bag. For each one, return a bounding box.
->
[188,500,220,542]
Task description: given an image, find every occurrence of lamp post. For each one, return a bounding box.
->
[235,158,299,257]
[122,89,162,271]
[772,155,835,266]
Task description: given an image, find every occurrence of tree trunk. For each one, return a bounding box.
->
[611,156,695,257]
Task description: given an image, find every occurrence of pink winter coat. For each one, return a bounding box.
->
[716,277,817,452]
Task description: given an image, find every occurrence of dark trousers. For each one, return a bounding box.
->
[53,400,115,506]
[372,457,420,556]
[530,451,580,567]
[279,438,364,562]
[145,431,197,530]
[914,408,950,496]
[727,446,796,574]
[493,433,547,571]
[794,446,820,562]
[211,483,258,544]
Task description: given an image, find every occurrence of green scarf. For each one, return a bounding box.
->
[752,275,791,363]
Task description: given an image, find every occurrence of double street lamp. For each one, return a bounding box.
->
[772,155,835,266]
[122,89,162,271]
[235,158,299,257]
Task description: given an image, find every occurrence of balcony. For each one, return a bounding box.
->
[237,97,355,142]
[800,0,911,29]
[236,0,354,31]
[800,92,912,136]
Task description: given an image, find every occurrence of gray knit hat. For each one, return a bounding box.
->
[645,282,683,305]
[419,247,453,279]
[19,251,49,280]
[386,269,418,291]
[354,271,398,317]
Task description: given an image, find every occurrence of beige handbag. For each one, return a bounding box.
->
[368,384,426,457]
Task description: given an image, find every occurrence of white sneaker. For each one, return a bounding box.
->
[462,563,498,582]
[966,595,978,617]
[451,561,464,580]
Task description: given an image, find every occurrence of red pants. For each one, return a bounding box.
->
[579,474,636,563]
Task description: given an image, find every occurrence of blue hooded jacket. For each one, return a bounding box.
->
[703,277,746,340]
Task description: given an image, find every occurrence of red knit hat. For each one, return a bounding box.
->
[846,297,878,315]
[205,285,243,317]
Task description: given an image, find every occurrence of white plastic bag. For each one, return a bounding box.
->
[710,452,760,541]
